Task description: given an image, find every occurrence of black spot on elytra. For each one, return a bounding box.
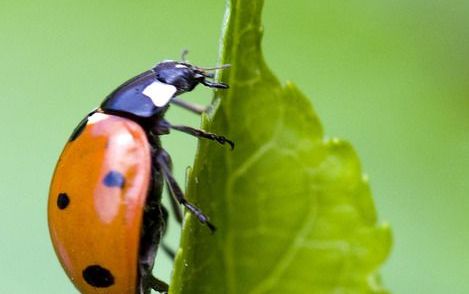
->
[103,170,125,188]
[56,193,70,209]
[68,116,88,142]
[82,265,115,288]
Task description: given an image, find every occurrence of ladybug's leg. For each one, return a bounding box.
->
[154,119,234,150]
[171,97,207,114]
[168,190,184,224]
[160,206,176,260]
[139,204,169,294]
[155,149,184,224]
[143,275,168,294]
[156,150,216,232]
[169,123,234,150]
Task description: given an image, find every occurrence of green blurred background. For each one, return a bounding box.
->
[1,1,467,293]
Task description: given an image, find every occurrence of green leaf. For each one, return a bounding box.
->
[170,0,392,293]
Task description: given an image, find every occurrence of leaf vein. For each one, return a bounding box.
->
[249,183,319,294]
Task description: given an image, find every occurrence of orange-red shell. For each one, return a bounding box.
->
[48,113,151,293]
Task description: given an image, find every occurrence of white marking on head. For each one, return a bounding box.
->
[175,64,188,69]
[142,81,177,107]
[87,112,108,125]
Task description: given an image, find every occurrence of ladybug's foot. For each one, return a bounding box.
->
[170,124,234,150]
[156,150,216,232]
[180,200,216,232]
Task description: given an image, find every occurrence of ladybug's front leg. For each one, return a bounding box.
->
[155,149,216,232]
[171,97,207,114]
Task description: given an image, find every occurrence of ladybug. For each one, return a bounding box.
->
[48,54,233,294]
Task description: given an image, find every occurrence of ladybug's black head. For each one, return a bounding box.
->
[101,57,230,119]
[153,61,229,94]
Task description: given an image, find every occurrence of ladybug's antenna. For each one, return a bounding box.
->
[200,64,231,71]
[181,49,189,63]
[198,64,231,79]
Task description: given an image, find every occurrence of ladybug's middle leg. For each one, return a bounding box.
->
[154,147,183,225]
[156,149,216,232]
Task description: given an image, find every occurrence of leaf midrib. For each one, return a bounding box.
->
[222,1,240,293]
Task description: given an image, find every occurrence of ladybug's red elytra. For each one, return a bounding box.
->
[48,54,233,294]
